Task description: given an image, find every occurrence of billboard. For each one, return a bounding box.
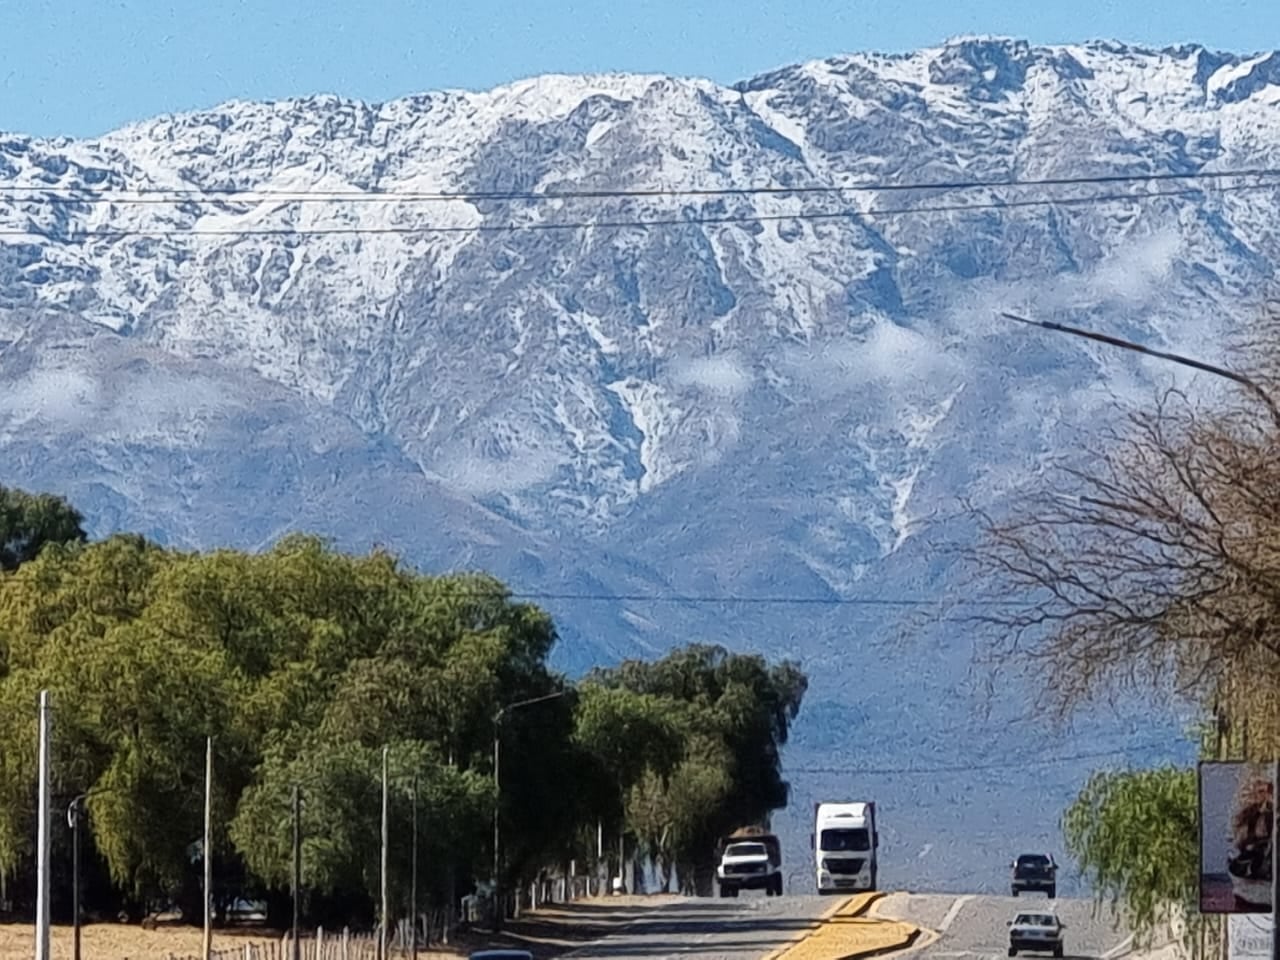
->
[1200,761,1276,914]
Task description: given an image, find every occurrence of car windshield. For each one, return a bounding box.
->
[1017,855,1051,868]
[1015,915,1055,927]
[725,842,767,857]
[820,828,870,851]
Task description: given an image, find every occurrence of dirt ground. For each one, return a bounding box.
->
[0,896,676,960]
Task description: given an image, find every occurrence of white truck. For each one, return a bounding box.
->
[813,801,879,894]
[716,827,783,897]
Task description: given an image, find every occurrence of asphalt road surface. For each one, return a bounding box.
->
[559,893,836,960]
[877,893,1135,960]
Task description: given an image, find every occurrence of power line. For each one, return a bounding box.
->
[500,590,1032,607]
[789,739,1187,776]
[3,179,1275,241]
[5,165,1280,204]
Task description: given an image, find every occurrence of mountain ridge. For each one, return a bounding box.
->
[1,35,1272,891]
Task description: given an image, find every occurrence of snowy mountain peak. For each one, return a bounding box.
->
[0,37,1260,889]
[1,37,1278,566]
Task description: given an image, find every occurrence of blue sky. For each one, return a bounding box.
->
[4,0,1279,139]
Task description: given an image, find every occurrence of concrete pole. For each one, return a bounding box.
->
[1271,759,1278,960]
[204,736,214,960]
[410,777,419,960]
[35,690,51,960]
[380,746,389,960]
[292,785,301,960]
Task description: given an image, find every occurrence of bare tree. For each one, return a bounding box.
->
[965,304,1280,746]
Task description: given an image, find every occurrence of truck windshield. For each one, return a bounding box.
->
[820,828,870,851]
[725,843,767,857]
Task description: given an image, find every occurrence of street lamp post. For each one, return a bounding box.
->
[1001,312,1280,432]
[1005,309,1280,960]
[67,794,87,960]
[491,689,572,931]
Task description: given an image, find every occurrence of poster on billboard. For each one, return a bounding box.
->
[1229,914,1273,960]
[1200,761,1275,914]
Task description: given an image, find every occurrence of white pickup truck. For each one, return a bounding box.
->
[716,830,783,897]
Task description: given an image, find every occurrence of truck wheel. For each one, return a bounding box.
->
[719,884,733,898]
[1047,886,1056,899]
[1008,948,1017,957]
[773,876,783,896]
[1053,946,1063,958]
[1012,888,1019,897]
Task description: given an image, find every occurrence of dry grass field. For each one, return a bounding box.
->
[0,896,670,960]
[0,923,278,960]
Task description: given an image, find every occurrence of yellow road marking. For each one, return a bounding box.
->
[770,892,920,960]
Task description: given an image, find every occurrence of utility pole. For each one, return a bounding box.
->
[203,737,213,960]
[410,776,419,960]
[35,690,51,960]
[1272,759,1278,960]
[380,746,389,960]
[291,785,301,960]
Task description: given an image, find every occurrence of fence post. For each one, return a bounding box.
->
[341,926,350,960]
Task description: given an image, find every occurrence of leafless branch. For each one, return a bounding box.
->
[965,304,1280,733]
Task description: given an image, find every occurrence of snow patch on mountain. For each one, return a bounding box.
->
[3,35,1279,888]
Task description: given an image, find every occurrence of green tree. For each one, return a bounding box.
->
[572,683,684,886]
[0,485,86,572]
[230,739,491,912]
[1062,766,1205,951]
[586,644,808,894]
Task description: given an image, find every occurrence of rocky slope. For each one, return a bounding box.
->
[3,35,1275,890]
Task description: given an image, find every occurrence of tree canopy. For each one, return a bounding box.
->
[0,509,808,925]
[1061,766,1199,947]
[0,485,85,573]
[581,644,807,894]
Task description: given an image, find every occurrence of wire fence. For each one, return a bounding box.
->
[161,869,619,960]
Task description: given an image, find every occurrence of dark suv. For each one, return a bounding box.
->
[1011,853,1057,898]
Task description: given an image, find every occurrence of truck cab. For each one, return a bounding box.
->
[814,801,879,894]
[716,828,783,897]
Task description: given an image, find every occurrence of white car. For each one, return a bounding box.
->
[1007,911,1065,957]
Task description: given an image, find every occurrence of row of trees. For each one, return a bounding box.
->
[966,307,1280,953]
[0,486,807,927]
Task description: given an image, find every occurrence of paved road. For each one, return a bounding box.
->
[559,894,835,960]
[877,893,1134,960]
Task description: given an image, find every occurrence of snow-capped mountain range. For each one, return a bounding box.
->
[2,36,1274,891]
